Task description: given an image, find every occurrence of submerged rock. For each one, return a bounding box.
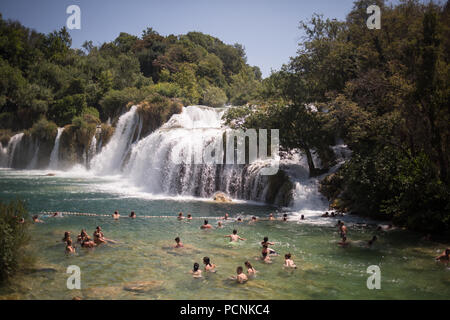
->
[123,280,165,293]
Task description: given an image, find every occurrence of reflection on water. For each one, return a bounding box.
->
[0,170,449,300]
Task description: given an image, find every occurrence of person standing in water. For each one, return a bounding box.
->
[261,237,277,255]
[177,212,184,220]
[203,257,216,272]
[224,229,246,242]
[217,221,223,228]
[282,214,288,221]
[201,220,212,229]
[190,263,202,278]
[62,231,71,243]
[174,237,184,248]
[187,214,192,220]
[268,213,275,221]
[32,215,43,223]
[65,239,75,254]
[93,226,106,245]
[235,266,248,284]
[112,211,120,220]
[129,211,136,219]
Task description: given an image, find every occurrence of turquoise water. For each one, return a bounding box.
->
[0,169,449,300]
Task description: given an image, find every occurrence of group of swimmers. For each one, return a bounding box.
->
[44,209,449,271]
[62,226,116,253]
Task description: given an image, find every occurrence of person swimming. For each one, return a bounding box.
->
[32,215,43,223]
[81,237,96,248]
[261,250,272,263]
[235,266,248,283]
[62,231,71,243]
[129,211,136,219]
[245,261,256,277]
[112,211,120,220]
[284,253,297,268]
[174,237,184,248]
[177,212,184,220]
[367,236,377,247]
[225,229,246,242]
[322,212,330,217]
[77,229,88,243]
[217,221,223,228]
[222,213,229,220]
[65,239,75,253]
[190,262,202,278]
[435,248,450,265]
[93,226,106,245]
[300,215,305,220]
[187,214,192,220]
[201,220,212,229]
[338,236,350,247]
[203,257,216,272]
[339,222,347,238]
[282,214,288,221]
[268,213,275,221]
[236,217,243,223]
[261,237,277,255]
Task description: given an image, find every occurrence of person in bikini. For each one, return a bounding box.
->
[203,257,217,272]
[174,237,184,248]
[200,220,213,229]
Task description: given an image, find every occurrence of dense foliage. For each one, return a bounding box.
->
[0,200,33,283]
[225,0,450,233]
[0,16,262,133]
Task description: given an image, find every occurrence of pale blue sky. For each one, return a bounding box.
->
[0,0,402,77]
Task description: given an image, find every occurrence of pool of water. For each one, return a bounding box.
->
[0,169,449,300]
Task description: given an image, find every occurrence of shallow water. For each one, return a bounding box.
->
[0,169,449,300]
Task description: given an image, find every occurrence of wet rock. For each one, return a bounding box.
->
[213,192,232,203]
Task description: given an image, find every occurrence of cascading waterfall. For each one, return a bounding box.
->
[27,140,40,169]
[90,105,141,174]
[88,105,314,206]
[2,133,24,168]
[48,128,64,169]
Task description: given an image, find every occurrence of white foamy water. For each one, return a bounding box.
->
[48,128,64,169]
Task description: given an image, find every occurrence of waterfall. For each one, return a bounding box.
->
[89,105,288,203]
[3,133,24,168]
[90,105,141,174]
[48,128,64,169]
[27,140,40,169]
[89,135,97,161]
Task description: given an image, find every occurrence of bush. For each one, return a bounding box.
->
[202,86,227,108]
[30,117,57,141]
[0,200,33,284]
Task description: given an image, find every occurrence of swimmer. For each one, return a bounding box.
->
[249,216,258,224]
[224,229,246,242]
[52,212,62,217]
[81,238,96,248]
[338,236,350,247]
[221,213,229,220]
[300,215,305,221]
[32,215,43,223]
[321,211,330,217]
[435,248,450,265]
[18,217,25,224]
[112,211,120,220]
[339,222,347,238]
[177,212,184,220]
[93,226,106,245]
[174,237,184,248]
[261,251,272,263]
[187,214,192,220]
[217,221,223,228]
[245,261,256,276]
[77,229,88,243]
[236,217,243,223]
[284,253,297,268]
[282,214,288,221]
[190,263,202,278]
[200,220,213,229]
[268,213,275,221]
[129,211,136,219]
[235,266,248,283]
[367,236,377,247]
[65,239,75,254]
[330,212,336,217]
[261,237,277,255]
[203,257,216,272]
[62,231,71,243]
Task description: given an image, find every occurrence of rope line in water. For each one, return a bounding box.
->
[39,211,227,219]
